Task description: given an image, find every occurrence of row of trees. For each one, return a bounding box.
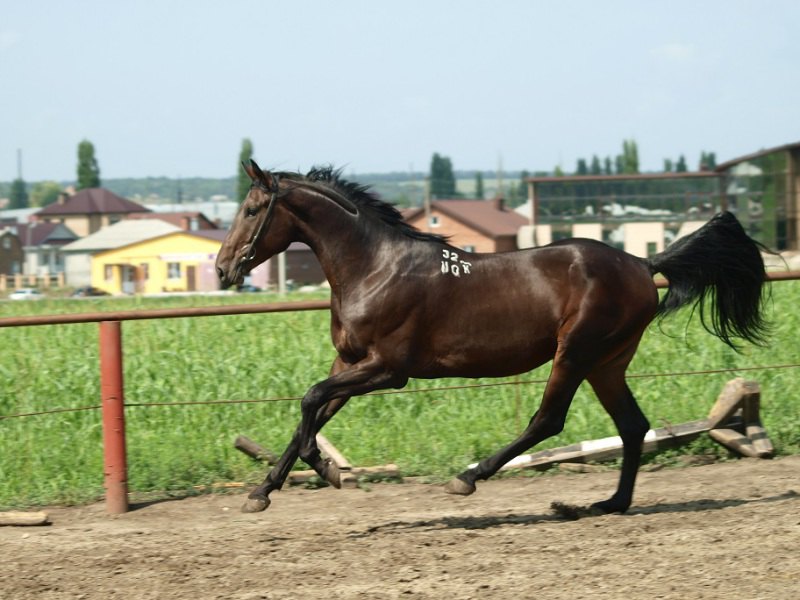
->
[7,140,101,209]
[566,141,717,178]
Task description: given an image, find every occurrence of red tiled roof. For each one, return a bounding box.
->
[35,188,150,216]
[405,199,528,239]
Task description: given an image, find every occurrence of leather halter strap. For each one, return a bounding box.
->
[239,177,280,268]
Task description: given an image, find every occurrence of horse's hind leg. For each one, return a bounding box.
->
[445,353,586,495]
[586,366,650,514]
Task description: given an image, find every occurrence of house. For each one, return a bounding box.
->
[60,219,182,286]
[404,197,529,252]
[14,222,79,276]
[0,229,23,275]
[33,188,151,237]
[90,229,232,294]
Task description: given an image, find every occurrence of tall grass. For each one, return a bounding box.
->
[1,285,799,509]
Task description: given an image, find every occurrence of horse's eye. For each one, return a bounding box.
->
[245,205,259,218]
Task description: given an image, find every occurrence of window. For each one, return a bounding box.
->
[646,242,658,257]
[429,216,440,227]
[140,263,149,281]
[104,265,113,281]
[167,262,181,279]
[462,245,476,253]
[2,237,10,250]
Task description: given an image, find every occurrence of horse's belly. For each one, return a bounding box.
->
[412,325,558,379]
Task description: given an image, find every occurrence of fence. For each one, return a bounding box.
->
[0,272,65,291]
[2,272,799,514]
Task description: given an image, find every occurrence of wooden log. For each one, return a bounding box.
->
[709,428,762,458]
[316,434,352,471]
[706,378,758,428]
[742,393,775,457]
[233,435,279,464]
[286,464,400,485]
[0,511,50,526]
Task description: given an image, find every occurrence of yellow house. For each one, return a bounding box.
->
[91,230,227,294]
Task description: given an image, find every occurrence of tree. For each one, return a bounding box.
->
[76,139,101,189]
[663,158,674,172]
[590,155,602,176]
[675,155,688,172]
[8,178,28,209]
[621,139,639,174]
[699,151,717,171]
[575,158,589,176]
[237,138,254,203]
[29,181,63,207]
[429,153,456,199]
[603,156,613,175]
[474,171,484,199]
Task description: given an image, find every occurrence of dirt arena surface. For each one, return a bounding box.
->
[2,456,799,600]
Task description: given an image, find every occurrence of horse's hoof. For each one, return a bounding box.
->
[241,496,271,513]
[324,462,342,489]
[444,477,476,496]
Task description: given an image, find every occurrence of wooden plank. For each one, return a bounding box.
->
[474,419,712,473]
[0,511,50,526]
[316,434,352,471]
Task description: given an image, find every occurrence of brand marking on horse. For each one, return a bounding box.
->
[441,249,472,278]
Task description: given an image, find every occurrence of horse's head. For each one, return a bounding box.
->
[216,160,295,289]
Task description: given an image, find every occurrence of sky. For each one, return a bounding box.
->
[2,1,799,183]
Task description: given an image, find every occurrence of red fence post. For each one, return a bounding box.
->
[99,320,129,514]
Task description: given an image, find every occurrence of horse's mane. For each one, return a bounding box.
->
[278,166,447,243]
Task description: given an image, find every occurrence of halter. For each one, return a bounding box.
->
[239,176,280,270]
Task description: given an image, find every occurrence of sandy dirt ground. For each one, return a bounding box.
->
[1,456,799,600]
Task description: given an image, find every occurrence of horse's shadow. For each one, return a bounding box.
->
[349,490,799,537]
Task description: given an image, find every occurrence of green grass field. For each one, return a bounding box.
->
[1,285,799,509]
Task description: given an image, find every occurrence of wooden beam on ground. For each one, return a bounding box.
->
[0,511,50,526]
[480,419,712,473]
[287,464,400,486]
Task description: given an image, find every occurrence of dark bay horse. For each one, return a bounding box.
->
[216,160,769,515]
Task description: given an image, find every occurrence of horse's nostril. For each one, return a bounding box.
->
[217,267,225,282]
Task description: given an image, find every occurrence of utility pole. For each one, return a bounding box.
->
[496,153,504,198]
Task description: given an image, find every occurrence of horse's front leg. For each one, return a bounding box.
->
[242,397,349,513]
[295,355,406,485]
[242,354,404,513]
[243,358,349,513]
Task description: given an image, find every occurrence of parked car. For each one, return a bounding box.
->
[236,284,263,293]
[9,288,45,301]
[71,286,111,298]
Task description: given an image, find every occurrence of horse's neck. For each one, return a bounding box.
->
[289,192,399,291]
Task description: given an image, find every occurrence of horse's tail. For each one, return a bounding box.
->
[645,211,770,350]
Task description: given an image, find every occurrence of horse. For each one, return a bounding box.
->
[216,160,769,515]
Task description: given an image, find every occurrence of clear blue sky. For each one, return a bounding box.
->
[2,1,799,182]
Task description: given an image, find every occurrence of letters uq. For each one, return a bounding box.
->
[441,249,472,278]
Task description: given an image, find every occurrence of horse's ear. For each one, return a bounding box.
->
[247,159,276,189]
